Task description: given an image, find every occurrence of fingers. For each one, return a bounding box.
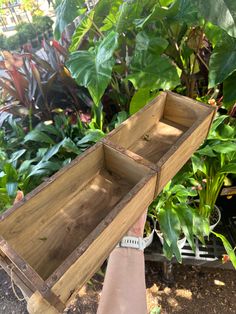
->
[14,191,24,204]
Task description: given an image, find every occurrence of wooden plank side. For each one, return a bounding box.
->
[51,172,157,304]
[106,92,167,148]
[0,143,104,242]
[0,237,65,312]
[27,291,60,314]
[0,142,104,228]
[156,112,214,195]
[0,254,33,300]
[102,139,156,170]
[164,91,215,127]
[103,144,152,184]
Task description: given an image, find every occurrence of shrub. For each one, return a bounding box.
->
[0,33,8,50]
[6,34,20,51]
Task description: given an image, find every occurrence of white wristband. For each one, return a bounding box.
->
[116,230,154,251]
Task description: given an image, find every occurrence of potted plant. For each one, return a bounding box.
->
[190,115,236,225]
[148,176,198,263]
[188,114,236,267]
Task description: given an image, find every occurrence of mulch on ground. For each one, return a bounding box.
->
[1,261,235,314]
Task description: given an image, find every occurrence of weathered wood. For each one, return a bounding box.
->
[0,91,216,313]
[106,91,216,195]
[0,236,65,312]
[50,171,157,304]
[0,254,33,300]
[156,112,214,194]
[0,141,156,313]
[27,292,60,314]
[106,92,166,149]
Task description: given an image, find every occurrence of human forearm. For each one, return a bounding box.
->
[97,248,147,314]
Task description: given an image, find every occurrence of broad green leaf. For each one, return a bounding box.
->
[3,163,18,182]
[62,138,81,154]
[175,204,195,251]
[100,0,123,31]
[6,182,18,198]
[191,154,207,174]
[211,115,229,132]
[196,145,216,157]
[114,111,128,128]
[172,0,199,24]
[209,35,236,87]
[28,161,62,178]
[163,240,174,260]
[18,159,36,175]
[128,52,180,90]
[77,129,104,145]
[220,124,235,139]
[116,0,143,33]
[69,10,94,52]
[129,89,158,115]
[220,162,236,174]
[93,0,118,27]
[195,0,236,38]
[223,71,236,103]
[159,0,174,6]
[134,4,169,28]
[54,0,84,40]
[135,31,168,55]
[193,212,210,239]
[24,130,55,145]
[10,149,26,163]
[212,142,236,153]
[42,139,67,161]
[67,31,119,105]
[158,206,180,247]
[212,231,236,269]
[205,22,225,47]
[37,123,62,137]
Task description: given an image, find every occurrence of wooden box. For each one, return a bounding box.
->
[0,143,156,313]
[104,91,215,195]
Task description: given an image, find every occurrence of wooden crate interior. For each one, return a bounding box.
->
[108,92,212,164]
[0,144,150,280]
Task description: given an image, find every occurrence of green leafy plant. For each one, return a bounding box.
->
[62,0,236,117]
[149,178,198,262]
[0,109,105,212]
[191,114,236,218]
[0,42,90,126]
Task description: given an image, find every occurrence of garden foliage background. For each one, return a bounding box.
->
[0,0,236,265]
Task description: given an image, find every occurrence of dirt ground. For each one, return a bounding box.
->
[1,261,235,314]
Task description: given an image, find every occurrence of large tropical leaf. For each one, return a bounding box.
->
[195,0,236,38]
[212,142,236,153]
[69,10,95,52]
[209,35,236,87]
[129,89,158,115]
[158,206,181,248]
[175,204,195,251]
[223,71,236,103]
[212,231,236,269]
[135,31,169,55]
[127,52,180,90]
[24,129,55,145]
[54,0,84,40]
[67,31,119,105]
[100,0,123,31]
[220,162,236,174]
[116,0,143,33]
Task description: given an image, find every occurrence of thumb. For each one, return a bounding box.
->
[14,191,24,204]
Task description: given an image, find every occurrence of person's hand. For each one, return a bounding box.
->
[126,208,148,238]
[14,191,24,204]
